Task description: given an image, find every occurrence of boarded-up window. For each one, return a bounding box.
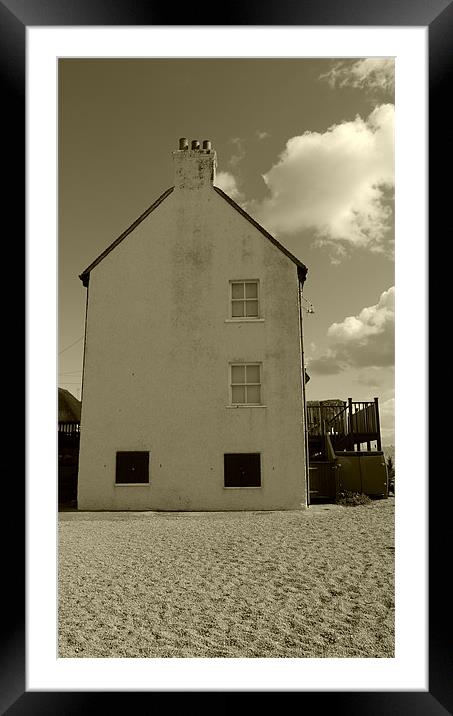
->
[116,451,150,484]
[224,453,261,487]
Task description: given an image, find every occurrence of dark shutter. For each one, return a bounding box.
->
[224,453,261,487]
[116,451,150,484]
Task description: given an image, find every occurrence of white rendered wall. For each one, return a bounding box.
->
[77,176,307,510]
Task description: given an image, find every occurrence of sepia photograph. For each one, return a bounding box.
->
[0,0,437,703]
[57,57,395,660]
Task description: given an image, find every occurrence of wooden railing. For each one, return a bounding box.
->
[349,401,378,434]
[326,404,349,436]
[307,399,381,448]
[307,402,347,436]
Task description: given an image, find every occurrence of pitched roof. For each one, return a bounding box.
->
[213,187,307,278]
[58,388,81,422]
[79,187,174,287]
[79,184,308,286]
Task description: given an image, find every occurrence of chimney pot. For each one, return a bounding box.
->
[173,139,217,188]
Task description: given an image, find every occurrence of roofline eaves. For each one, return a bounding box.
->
[79,186,174,287]
[212,186,308,279]
[78,184,308,288]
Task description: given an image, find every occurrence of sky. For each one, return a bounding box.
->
[58,58,394,444]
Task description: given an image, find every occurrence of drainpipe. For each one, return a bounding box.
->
[297,266,310,507]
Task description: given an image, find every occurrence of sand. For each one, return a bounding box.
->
[58,498,394,658]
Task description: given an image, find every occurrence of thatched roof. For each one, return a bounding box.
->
[58,388,81,422]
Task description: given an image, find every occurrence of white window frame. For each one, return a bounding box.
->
[229,362,263,406]
[229,280,261,320]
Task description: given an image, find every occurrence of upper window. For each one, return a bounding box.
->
[115,451,150,484]
[230,280,259,318]
[231,363,262,405]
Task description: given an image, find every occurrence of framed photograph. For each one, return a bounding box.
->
[11,0,447,710]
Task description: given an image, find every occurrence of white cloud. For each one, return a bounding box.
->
[246,104,394,255]
[256,130,270,140]
[214,171,242,201]
[328,286,394,344]
[309,287,395,374]
[320,58,394,92]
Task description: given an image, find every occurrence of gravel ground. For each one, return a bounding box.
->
[58,498,394,658]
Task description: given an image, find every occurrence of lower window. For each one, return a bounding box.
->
[116,451,150,484]
[224,453,261,487]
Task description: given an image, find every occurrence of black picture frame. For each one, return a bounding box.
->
[10,0,448,711]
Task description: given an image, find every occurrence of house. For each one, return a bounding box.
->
[58,387,81,424]
[58,388,81,505]
[77,138,309,511]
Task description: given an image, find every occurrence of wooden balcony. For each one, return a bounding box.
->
[307,398,382,454]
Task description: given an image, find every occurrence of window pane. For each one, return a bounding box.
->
[246,364,260,383]
[246,385,261,404]
[231,283,244,299]
[232,385,246,403]
[246,300,259,317]
[232,300,244,317]
[245,282,258,298]
[231,365,245,384]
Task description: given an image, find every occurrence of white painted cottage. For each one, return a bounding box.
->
[77,139,309,511]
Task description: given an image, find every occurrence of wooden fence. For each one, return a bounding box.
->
[58,421,80,436]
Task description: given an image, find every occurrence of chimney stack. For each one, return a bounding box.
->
[173,137,217,190]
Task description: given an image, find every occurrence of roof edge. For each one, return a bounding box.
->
[213,186,308,279]
[79,186,174,287]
